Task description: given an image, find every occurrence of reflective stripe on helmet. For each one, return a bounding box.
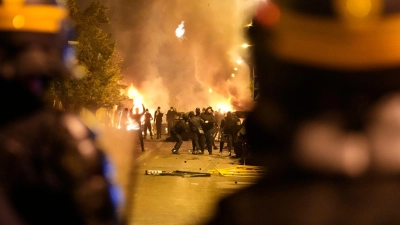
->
[0,5,67,33]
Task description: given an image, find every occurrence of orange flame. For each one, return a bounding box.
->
[127,83,143,106]
[216,102,233,114]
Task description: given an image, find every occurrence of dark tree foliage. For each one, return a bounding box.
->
[48,0,127,112]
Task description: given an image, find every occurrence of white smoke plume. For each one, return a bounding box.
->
[84,0,262,113]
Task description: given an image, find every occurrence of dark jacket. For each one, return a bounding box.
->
[171,119,187,134]
[200,108,215,132]
[166,109,177,122]
[221,113,236,135]
[0,110,119,225]
[189,115,203,133]
[144,111,153,124]
[154,110,163,123]
[204,167,400,225]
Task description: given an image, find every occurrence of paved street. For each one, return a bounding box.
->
[98,128,261,225]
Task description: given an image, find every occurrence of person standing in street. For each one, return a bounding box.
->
[130,104,146,151]
[213,108,223,142]
[219,111,236,156]
[154,106,163,139]
[200,106,216,155]
[143,108,153,139]
[188,111,202,155]
[170,114,189,154]
[166,106,177,137]
[0,0,121,224]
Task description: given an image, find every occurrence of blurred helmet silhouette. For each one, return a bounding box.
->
[182,113,189,121]
[0,0,73,78]
[247,0,400,167]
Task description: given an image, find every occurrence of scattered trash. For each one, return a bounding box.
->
[145,170,211,178]
[146,170,163,175]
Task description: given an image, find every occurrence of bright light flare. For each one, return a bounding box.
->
[241,43,250,48]
[209,88,213,93]
[175,21,185,39]
[243,22,252,27]
[236,59,243,65]
[231,73,235,77]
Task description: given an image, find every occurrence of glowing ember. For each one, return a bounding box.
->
[175,21,185,39]
[241,43,250,48]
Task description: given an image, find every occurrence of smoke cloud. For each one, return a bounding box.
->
[89,0,261,113]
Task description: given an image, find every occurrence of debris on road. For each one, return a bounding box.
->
[146,170,211,178]
[208,165,266,177]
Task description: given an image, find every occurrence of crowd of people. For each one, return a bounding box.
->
[121,104,247,157]
[186,106,245,157]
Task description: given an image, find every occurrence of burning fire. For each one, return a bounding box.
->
[175,21,185,39]
[216,103,233,114]
[127,83,143,106]
[116,83,148,131]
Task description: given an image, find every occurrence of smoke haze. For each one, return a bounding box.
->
[82,0,261,113]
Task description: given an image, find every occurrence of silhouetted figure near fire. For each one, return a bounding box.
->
[219,111,235,156]
[0,0,121,224]
[130,104,145,151]
[166,106,177,137]
[213,108,223,142]
[200,106,215,155]
[170,114,189,154]
[143,108,153,139]
[154,106,163,139]
[188,110,202,154]
[204,1,400,224]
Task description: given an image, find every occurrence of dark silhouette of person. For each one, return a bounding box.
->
[219,111,235,156]
[143,108,153,139]
[166,106,177,137]
[170,114,189,154]
[200,106,216,155]
[130,104,145,151]
[188,110,202,154]
[195,107,206,154]
[213,108,223,142]
[154,106,163,138]
[204,1,400,224]
[0,0,121,224]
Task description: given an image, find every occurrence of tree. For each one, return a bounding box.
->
[49,0,127,112]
